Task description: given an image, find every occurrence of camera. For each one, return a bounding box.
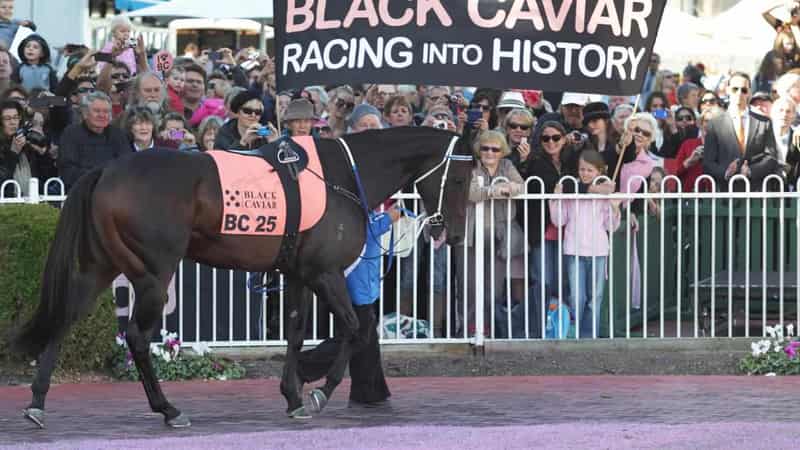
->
[570,130,588,143]
[126,38,137,49]
[257,126,272,137]
[433,119,448,130]
[16,122,47,147]
[168,129,185,141]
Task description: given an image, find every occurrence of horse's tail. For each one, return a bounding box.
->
[10,168,104,358]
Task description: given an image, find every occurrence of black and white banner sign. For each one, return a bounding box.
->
[275,1,667,95]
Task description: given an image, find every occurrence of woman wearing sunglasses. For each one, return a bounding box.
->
[503,108,534,173]
[520,120,579,335]
[214,90,277,150]
[455,130,525,337]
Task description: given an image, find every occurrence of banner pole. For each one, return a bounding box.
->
[612,94,641,183]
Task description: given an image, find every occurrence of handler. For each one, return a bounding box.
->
[297,206,402,406]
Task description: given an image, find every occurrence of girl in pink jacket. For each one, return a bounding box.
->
[550,150,621,338]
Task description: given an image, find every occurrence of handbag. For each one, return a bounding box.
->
[496,220,527,260]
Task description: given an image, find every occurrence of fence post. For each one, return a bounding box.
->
[26,178,40,204]
[474,176,485,347]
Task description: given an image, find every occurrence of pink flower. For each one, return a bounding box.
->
[784,341,800,359]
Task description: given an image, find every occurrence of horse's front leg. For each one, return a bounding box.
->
[280,277,312,419]
[306,271,359,413]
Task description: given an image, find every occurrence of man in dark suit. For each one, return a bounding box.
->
[703,72,780,191]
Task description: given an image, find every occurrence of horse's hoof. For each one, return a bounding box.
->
[288,406,312,420]
[22,408,45,429]
[166,413,191,428]
[308,388,328,413]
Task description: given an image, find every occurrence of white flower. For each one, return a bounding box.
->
[217,375,227,381]
[115,335,126,346]
[160,329,168,337]
[765,326,776,338]
[162,351,172,362]
[765,372,777,377]
[774,344,782,353]
[788,324,795,337]
[193,342,212,356]
[752,342,764,357]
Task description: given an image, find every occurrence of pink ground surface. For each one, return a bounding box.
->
[2,423,794,450]
[2,377,797,449]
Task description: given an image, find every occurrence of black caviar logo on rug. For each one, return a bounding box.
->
[223,189,279,233]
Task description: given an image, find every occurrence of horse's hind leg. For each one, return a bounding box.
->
[280,277,311,418]
[127,272,189,428]
[24,266,117,429]
[306,271,359,413]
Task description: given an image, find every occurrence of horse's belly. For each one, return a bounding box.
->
[186,234,282,272]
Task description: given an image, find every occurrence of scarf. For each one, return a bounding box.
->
[13,152,32,196]
[619,149,654,198]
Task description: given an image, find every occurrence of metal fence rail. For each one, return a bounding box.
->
[3,176,798,348]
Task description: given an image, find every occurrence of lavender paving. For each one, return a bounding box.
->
[0,376,795,449]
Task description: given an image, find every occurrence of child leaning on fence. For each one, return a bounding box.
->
[549,150,621,338]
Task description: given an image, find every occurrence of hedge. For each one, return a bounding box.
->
[0,204,115,372]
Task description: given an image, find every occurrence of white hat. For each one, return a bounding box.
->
[560,92,592,107]
[497,91,526,110]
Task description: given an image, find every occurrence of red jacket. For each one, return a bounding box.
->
[167,85,184,116]
[675,137,711,192]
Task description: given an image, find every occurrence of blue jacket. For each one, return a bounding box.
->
[345,212,393,305]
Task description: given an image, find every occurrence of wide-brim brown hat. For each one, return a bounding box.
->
[284,98,318,121]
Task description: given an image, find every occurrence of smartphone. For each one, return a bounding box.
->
[652,109,668,120]
[28,96,67,108]
[466,109,482,125]
[95,52,113,63]
[168,129,185,141]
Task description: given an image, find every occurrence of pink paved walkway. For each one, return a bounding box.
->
[1,376,796,449]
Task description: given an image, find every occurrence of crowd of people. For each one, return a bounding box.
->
[2,0,800,338]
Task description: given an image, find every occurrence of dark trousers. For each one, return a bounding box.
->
[297,302,390,404]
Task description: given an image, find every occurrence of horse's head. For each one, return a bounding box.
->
[416,133,473,246]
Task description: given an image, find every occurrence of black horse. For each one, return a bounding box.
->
[11,127,472,427]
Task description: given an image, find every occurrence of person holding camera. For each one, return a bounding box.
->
[674,108,717,192]
[214,90,277,150]
[98,16,146,76]
[0,100,55,197]
[421,105,456,133]
[503,108,535,173]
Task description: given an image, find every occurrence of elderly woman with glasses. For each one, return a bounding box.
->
[453,130,526,336]
[214,91,277,150]
[503,108,534,173]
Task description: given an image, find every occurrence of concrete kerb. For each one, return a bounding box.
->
[214,338,754,377]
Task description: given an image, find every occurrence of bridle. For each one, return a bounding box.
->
[409,135,473,229]
[337,135,472,233]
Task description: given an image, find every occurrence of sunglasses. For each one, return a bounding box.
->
[480,145,502,153]
[701,98,718,105]
[470,103,492,111]
[111,73,129,80]
[633,126,653,138]
[313,126,332,134]
[76,87,95,94]
[433,113,450,121]
[336,99,355,110]
[507,123,531,131]
[541,134,562,143]
[676,114,695,122]
[731,86,749,94]
[240,106,263,116]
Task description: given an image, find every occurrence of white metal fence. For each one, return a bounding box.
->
[3,176,799,348]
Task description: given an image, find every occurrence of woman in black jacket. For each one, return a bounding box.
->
[0,100,55,197]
